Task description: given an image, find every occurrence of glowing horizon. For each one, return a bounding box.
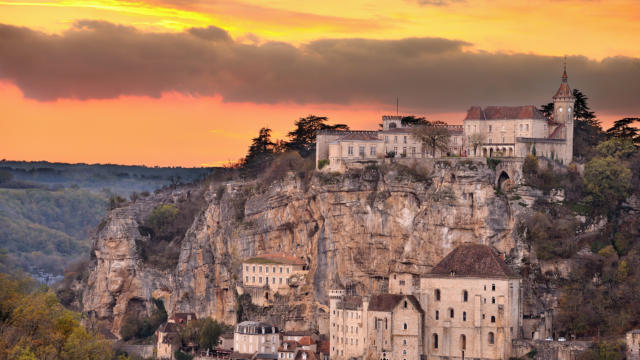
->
[1,0,638,167]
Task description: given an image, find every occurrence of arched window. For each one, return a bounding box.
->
[404,300,408,308]
[488,332,495,345]
[403,323,407,330]
[433,334,439,349]
[449,308,454,318]
[435,310,439,320]
[460,334,466,350]
[463,312,467,321]
[435,289,441,301]
[491,316,496,323]
[389,122,397,129]
[463,290,468,302]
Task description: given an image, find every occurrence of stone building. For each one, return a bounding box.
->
[234,321,281,354]
[328,243,522,360]
[157,322,180,360]
[329,290,424,360]
[365,294,424,360]
[463,68,575,164]
[316,68,575,170]
[316,116,464,171]
[628,330,640,360]
[419,243,521,360]
[241,254,308,306]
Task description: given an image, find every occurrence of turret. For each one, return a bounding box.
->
[552,64,576,163]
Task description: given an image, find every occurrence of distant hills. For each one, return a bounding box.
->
[0,160,218,277]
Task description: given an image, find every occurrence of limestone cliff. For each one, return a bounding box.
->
[82,159,537,337]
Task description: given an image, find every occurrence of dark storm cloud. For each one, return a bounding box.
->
[0,21,639,114]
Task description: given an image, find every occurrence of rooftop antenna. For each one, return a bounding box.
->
[396,97,399,116]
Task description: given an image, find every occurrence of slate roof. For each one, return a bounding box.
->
[337,132,381,141]
[245,253,305,266]
[368,294,424,313]
[337,295,363,310]
[283,330,313,337]
[464,105,546,121]
[158,322,180,333]
[428,243,518,279]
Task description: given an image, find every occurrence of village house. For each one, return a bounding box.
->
[241,253,308,306]
[419,244,521,360]
[328,243,522,360]
[316,68,575,170]
[156,313,198,360]
[233,321,281,355]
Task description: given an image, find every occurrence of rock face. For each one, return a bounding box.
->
[82,160,531,336]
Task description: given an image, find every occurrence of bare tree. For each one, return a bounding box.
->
[411,121,451,157]
[469,132,487,156]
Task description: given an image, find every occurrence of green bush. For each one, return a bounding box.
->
[486,157,501,170]
[317,159,329,169]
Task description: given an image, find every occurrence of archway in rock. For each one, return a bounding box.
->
[497,171,513,191]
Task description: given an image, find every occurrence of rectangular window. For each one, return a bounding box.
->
[259,277,262,283]
[403,136,407,144]
[279,267,283,273]
[286,268,290,273]
[488,138,492,143]
[348,146,354,155]
[519,124,523,131]
[526,124,529,131]
[394,136,398,143]
[402,147,406,155]
[245,266,249,271]
[245,276,249,282]
[489,125,492,132]
[359,146,365,156]
[412,147,416,154]
[279,278,282,284]
[370,147,376,156]
[384,136,388,143]
[259,266,262,272]
[252,266,255,272]
[502,136,505,143]
[266,267,269,273]
[273,277,275,283]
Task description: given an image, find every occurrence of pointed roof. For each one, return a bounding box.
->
[367,294,424,313]
[427,243,518,279]
[553,66,574,100]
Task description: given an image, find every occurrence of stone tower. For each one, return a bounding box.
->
[552,64,576,163]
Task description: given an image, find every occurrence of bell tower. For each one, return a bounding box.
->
[552,61,575,163]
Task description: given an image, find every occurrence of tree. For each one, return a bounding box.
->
[583,156,632,217]
[286,115,348,157]
[241,127,278,176]
[400,116,428,127]
[198,318,224,351]
[469,132,486,156]
[596,138,636,159]
[539,102,554,121]
[606,117,640,144]
[573,89,604,160]
[410,121,451,157]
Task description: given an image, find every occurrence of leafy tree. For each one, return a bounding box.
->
[400,116,428,126]
[469,132,486,156]
[606,117,640,144]
[572,89,604,160]
[145,204,179,241]
[198,318,224,351]
[596,138,636,159]
[286,115,348,157]
[583,156,632,217]
[0,273,112,360]
[410,121,451,157]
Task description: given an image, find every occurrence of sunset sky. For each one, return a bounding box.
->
[1,0,639,166]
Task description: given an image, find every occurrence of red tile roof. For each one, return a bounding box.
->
[297,336,315,346]
[464,105,546,121]
[170,313,196,325]
[428,243,517,278]
[317,340,330,354]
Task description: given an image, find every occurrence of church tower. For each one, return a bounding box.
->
[552,64,575,163]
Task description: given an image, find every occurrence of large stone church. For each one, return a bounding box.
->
[315,68,575,169]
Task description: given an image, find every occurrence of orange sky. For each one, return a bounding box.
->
[1,0,638,166]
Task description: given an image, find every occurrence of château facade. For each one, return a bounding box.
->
[315,68,575,170]
[329,243,522,360]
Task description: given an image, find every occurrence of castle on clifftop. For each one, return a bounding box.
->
[316,68,575,171]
